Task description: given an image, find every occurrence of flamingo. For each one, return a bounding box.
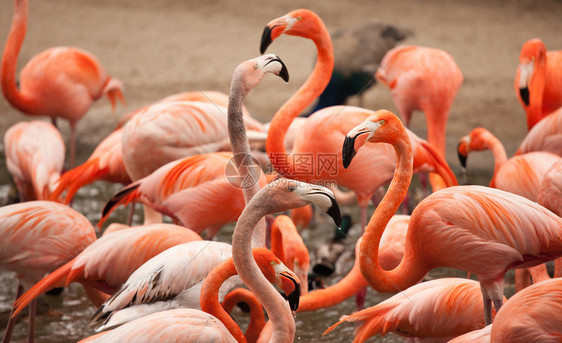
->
[4,121,65,201]
[270,215,310,293]
[490,278,562,342]
[1,0,124,168]
[50,128,131,204]
[231,178,341,342]
[515,38,562,130]
[324,278,502,342]
[221,288,266,343]
[261,9,457,230]
[515,107,562,156]
[0,201,96,343]
[444,325,492,343]
[341,109,562,325]
[11,223,202,319]
[79,248,300,343]
[376,45,463,159]
[457,127,559,201]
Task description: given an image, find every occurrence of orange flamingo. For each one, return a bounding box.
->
[490,278,562,342]
[50,128,131,204]
[231,178,341,342]
[221,288,266,343]
[515,107,562,156]
[1,0,124,167]
[79,249,299,343]
[270,215,310,293]
[376,45,463,159]
[4,121,65,201]
[261,9,457,230]
[11,223,202,319]
[1,201,96,343]
[515,38,562,130]
[324,278,502,342]
[341,109,562,324]
[457,127,559,201]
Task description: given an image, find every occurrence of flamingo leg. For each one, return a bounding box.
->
[2,282,24,343]
[127,202,136,226]
[482,295,492,325]
[69,123,77,169]
[27,299,37,343]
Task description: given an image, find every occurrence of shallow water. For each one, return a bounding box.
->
[0,162,514,342]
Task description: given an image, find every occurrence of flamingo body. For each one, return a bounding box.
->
[538,159,562,216]
[4,121,65,201]
[515,107,562,156]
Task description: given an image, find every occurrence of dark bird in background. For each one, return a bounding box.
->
[308,20,413,114]
[313,214,353,276]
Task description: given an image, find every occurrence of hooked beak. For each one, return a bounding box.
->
[280,271,300,311]
[260,25,274,54]
[265,56,289,82]
[342,130,369,169]
[519,87,530,106]
[326,196,342,228]
[457,141,467,169]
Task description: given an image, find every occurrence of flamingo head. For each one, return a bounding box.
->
[253,248,301,311]
[260,9,326,53]
[263,178,341,228]
[517,38,546,107]
[342,110,404,168]
[457,127,494,168]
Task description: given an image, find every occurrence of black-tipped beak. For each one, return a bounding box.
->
[260,26,274,54]
[457,142,467,168]
[326,196,342,228]
[519,87,530,106]
[266,57,289,82]
[280,273,301,311]
[342,135,358,169]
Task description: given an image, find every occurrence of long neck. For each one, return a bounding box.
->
[270,222,286,264]
[360,133,427,292]
[482,133,507,187]
[298,257,367,312]
[222,289,265,343]
[2,0,34,113]
[200,259,246,343]
[266,30,334,177]
[228,75,265,247]
[232,198,295,343]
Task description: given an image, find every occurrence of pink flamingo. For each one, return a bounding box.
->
[515,38,562,130]
[231,178,341,342]
[270,215,310,293]
[11,223,202,319]
[490,278,562,342]
[515,107,562,156]
[4,121,65,201]
[341,109,562,324]
[446,325,492,343]
[50,128,131,204]
[1,201,96,343]
[538,158,562,216]
[457,127,559,201]
[261,9,458,230]
[1,0,124,167]
[376,45,463,160]
[79,249,300,343]
[324,278,502,342]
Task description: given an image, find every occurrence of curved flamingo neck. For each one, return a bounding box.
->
[228,71,265,247]
[200,259,246,343]
[270,222,286,264]
[266,26,334,177]
[479,132,507,187]
[222,289,265,343]
[298,257,367,312]
[232,195,295,343]
[2,0,35,114]
[360,131,426,292]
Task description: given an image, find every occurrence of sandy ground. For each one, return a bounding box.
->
[1,0,561,171]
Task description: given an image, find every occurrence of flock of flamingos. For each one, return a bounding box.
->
[1,0,562,342]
